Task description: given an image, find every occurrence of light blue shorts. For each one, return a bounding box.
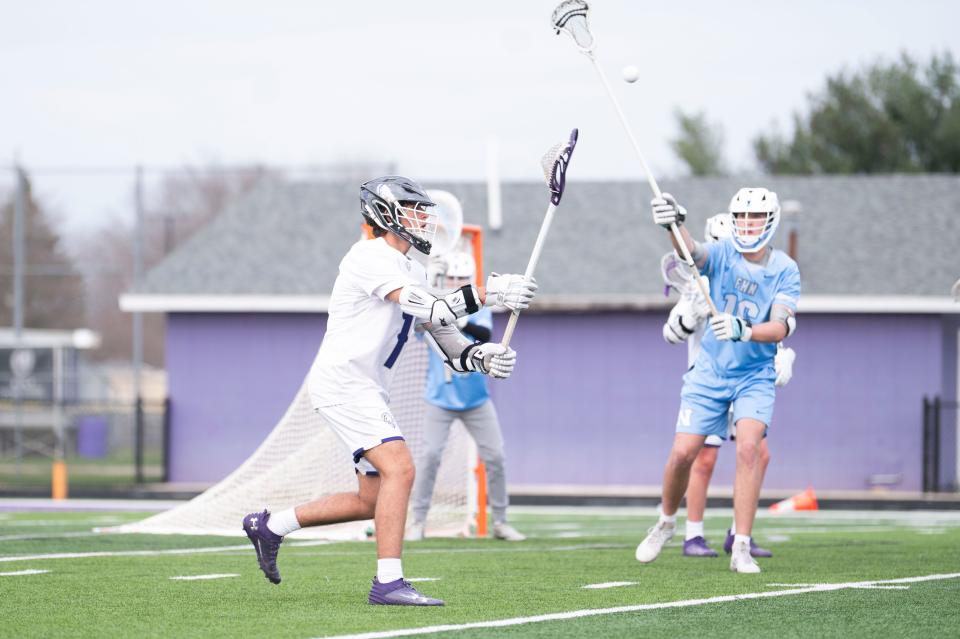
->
[676,363,776,440]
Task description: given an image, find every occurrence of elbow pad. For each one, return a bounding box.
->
[771,305,797,338]
[399,284,481,327]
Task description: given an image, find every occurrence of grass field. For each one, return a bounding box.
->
[2,506,959,638]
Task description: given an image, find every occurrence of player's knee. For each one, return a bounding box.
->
[482,451,505,471]
[381,457,416,487]
[760,445,771,468]
[736,441,761,469]
[669,447,699,470]
[693,455,716,477]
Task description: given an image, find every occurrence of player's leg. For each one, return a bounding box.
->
[683,441,720,557]
[407,403,455,540]
[363,439,443,606]
[730,417,765,573]
[461,400,524,541]
[745,438,774,558]
[637,369,731,564]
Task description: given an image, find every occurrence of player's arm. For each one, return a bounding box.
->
[384,273,537,327]
[650,193,708,269]
[422,323,516,379]
[710,303,796,343]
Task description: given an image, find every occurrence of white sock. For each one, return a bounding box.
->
[658,509,677,526]
[730,519,737,534]
[377,558,403,583]
[266,508,301,537]
[734,533,751,548]
[685,520,704,541]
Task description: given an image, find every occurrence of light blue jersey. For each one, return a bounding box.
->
[425,307,493,412]
[696,239,801,378]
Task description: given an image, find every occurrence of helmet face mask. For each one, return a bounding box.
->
[727,187,780,253]
[360,176,438,254]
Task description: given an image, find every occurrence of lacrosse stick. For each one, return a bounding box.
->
[953,278,960,303]
[500,128,578,349]
[551,0,718,316]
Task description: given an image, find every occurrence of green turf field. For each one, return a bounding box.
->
[2,507,959,638]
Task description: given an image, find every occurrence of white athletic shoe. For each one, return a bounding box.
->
[635,520,676,563]
[405,521,425,542]
[492,522,527,541]
[729,538,762,574]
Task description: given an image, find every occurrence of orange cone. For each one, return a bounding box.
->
[769,487,818,513]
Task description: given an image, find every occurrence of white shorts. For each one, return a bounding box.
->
[317,402,406,476]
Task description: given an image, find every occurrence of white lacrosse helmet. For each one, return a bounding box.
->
[704,213,734,243]
[444,251,476,281]
[728,187,780,253]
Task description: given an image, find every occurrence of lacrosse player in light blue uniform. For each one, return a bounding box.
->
[661,214,796,560]
[637,188,801,574]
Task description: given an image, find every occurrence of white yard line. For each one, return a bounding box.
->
[170,573,239,581]
[0,569,50,576]
[0,539,333,564]
[582,581,636,590]
[311,573,960,639]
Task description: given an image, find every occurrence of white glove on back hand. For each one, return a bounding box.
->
[471,343,517,379]
[426,257,448,288]
[775,346,796,387]
[710,313,752,342]
[651,192,687,229]
[485,273,538,312]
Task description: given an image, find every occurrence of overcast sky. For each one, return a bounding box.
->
[1,0,957,232]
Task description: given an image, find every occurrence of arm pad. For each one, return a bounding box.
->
[423,323,481,373]
[398,284,481,327]
[771,304,797,338]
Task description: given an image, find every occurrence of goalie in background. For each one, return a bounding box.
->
[407,251,526,543]
[637,187,800,574]
[242,176,537,606]
[660,214,796,559]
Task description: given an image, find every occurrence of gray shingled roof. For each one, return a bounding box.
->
[135,175,960,297]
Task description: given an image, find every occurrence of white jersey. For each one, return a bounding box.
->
[686,320,706,369]
[308,237,426,407]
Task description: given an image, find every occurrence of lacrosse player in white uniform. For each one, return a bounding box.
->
[661,214,796,559]
[242,176,537,606]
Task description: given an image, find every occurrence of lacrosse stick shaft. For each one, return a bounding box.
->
[500,202,558,349]
[587,56,718,316]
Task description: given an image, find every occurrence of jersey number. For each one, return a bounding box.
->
[722,294,760,322]
[384,313,414,369]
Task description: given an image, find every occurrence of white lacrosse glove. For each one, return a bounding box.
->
[651,192,687,229]
[690,276,711,320]
[456,316,470,330]
[775,345,796,387]
[471,343,517,379]
[710,313,752,342]
[485,273,538,313]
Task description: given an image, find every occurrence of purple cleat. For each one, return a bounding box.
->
[243,510,283,584]
[368,578,444,606]
[682,536,719,557]
[723,529,773,558]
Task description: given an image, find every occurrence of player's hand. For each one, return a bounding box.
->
[651,192,687,229]
[710,313,752,342]
[690,277,711,320]
[471,343,517,379]
[775,346,796,387]
[485,273,538,312]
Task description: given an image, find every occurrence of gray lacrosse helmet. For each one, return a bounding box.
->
[360,176,438,254]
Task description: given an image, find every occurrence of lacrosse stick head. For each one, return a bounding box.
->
[552,0,595,54]
[660,252,697,296]
[540,128,578,206]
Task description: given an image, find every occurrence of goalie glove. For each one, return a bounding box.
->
[774,345,796,387]
[710,313,752,342]
[470,343,516,379]
[651,192,687,229]
[485,273,538,313]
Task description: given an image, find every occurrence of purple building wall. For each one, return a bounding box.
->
[166,312,954,491]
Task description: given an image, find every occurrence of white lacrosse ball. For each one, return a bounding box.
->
[622,65,640,83]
